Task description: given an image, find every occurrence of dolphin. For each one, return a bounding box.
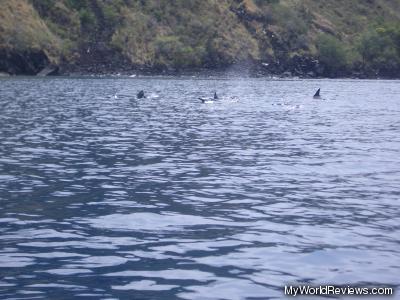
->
[199,92,218,103]
[199,97,214,104]
[137,90,145,99]
[313,88,321,99]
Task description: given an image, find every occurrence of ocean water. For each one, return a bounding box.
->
[0,77,399,299]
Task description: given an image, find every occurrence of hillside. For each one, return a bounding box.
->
[1,0,400,77]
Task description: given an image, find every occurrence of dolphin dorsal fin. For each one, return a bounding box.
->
[314,88,321,97]
[214,92,218,100]
[137,90,145,99]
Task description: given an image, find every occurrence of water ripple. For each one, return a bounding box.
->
[0,78,399,299]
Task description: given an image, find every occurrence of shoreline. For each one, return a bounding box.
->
[1,59,399,80]
[2,56,398,80]
[1,72,399,80]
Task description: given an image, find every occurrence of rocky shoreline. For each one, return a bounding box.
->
[0,50,397,79]
[0,67,395,79]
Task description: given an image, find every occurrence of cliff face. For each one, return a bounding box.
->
[1,0,400,77]
[0,0,59,74]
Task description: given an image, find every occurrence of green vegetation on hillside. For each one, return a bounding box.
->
[1,0,400,76]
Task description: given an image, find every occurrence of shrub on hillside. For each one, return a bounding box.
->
[357,25,400,75]
[79,9,97,31]
[153,36,204,68]
[317,34,348,76]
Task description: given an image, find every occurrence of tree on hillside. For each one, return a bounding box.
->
[317,34,347,76]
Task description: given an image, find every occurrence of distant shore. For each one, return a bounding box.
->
[55,58,400,79]
[0,54,398,80]
[0,68,397,80]
[1,48,398,79]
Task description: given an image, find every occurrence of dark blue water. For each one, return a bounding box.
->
[0,77,399,299]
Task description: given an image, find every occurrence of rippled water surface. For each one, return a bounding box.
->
[0,77,399,299]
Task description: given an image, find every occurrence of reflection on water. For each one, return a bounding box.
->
[0,77,399,299]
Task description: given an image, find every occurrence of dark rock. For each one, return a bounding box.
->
[0,49,50,75]
[37,65,59,76]
[306,71,315,77]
